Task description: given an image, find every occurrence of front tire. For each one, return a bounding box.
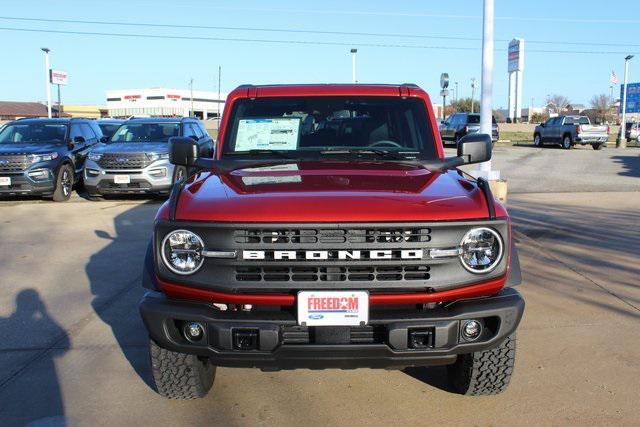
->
[149,340,216,399]
[447,334,517,396]
[533,134,543,147]
[52,164,73,202]
[562,135,573,150]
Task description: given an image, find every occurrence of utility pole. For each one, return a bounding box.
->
[57,84,62,118]
[350,48,358,83]
[455,81,459,102]
[189,78,194,118]
[478,0,496,179]
[217,66,222,130]
[619,55,633,149]
[41,48,52,118]
[470,77,476,113]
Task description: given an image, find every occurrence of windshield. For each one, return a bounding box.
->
[0,123,67,144]
[98,123,122,138]
[110,122,180,143]
[222,96,438,160]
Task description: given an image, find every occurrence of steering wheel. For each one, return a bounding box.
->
[368,140,403,148]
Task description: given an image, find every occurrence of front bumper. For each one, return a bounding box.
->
[140,287,524,369]
[83,159,175,195]
[0,169,55,196]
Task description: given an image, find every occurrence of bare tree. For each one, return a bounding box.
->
[590,94,610,122]
[545,94,570,114]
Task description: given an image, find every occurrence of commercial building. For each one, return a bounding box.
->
[105,88,225,119]
[0,101,66,120]
[62,104,107,119]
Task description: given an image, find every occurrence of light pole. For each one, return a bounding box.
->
[478,0,495,179]
[454,81,459,103]
[41,48,52,118]
[217,66,222,129]
[470,78,476,113]
[189,78,194,118]
[618,55,633,148]
[350,48,357,83]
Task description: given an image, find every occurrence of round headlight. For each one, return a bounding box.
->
[459,227,503,274]
[161,230,205,275]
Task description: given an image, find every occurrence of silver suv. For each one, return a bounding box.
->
[84,117,213,198]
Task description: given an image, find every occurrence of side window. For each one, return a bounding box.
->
[182,123,198,139]
[192,122,205,139]
[198,122,210,139]
[449,114,458,125]
[562,117,572,125]
[69,124,82,140]
[80,123,96,141]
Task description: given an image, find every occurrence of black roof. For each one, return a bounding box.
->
[125,117,196,124]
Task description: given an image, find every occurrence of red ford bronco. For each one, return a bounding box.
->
[139,84,524,399]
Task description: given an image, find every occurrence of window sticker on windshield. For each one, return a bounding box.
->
[235,118,301,151]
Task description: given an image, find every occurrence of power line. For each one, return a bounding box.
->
[0,26,637,55]
[2,16,640,48]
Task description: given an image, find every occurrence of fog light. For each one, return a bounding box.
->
[86,168,100,176]
[183,322,204,342]
[28,169,49,180]
[462,320,482,340]
[149,168,167,177]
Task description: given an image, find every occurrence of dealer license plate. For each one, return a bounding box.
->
[297,291,369,326]
[0,177,11,186]
[114,175,130,184]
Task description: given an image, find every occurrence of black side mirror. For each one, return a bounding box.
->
[169,137,200,167]
[74,136,85,144]
[540,123,545,127]
[100,136,109,143]
[457,133,492,165]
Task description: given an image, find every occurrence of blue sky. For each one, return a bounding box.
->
[2,0,640,108]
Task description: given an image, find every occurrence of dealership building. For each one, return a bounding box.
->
[105,88,226,119]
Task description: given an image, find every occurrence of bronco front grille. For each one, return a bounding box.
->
[0,154,29,172]
[233,227,431,245]
[97,152,151,170]
[235,265,430,282]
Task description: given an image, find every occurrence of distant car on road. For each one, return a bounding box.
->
[96,119,124,140]
[440,113,499,145]
[0,118,102,201]
[83,117,214,199]
[534,115,608,150]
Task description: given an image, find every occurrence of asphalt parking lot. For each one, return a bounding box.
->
[0,146,639,426]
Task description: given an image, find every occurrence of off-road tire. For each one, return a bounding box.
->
[592,143,603,150]
[52,164,74,202]
[149,339,216,399]
[562,135,572,150]
[447,334,516,396]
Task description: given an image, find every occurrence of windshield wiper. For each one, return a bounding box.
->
[225,149,296,159]
[319,148,418,160]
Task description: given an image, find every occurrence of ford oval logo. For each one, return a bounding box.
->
[309,314,324,320]
[117,157,129,163]
[0,160,8,166]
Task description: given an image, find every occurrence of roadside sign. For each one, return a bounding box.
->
[440,73,449,89]
[620,82,640,113]
[49,69,68,85]
[440,89,449,97]
[508,39,524,73]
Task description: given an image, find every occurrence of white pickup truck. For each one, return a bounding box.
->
[533,115,609,150]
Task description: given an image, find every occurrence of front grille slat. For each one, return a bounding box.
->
[97,152,151,170]
[235,265,430,283]
[233,227,431,246]
[0,154,29,172]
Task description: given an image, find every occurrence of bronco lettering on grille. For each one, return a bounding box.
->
[242,249,425,260]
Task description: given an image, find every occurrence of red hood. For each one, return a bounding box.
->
[168,161,501,222]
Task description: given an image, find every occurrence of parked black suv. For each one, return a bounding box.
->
[440,113,499,145]
[0,118,102,201]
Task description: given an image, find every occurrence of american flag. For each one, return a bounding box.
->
[610,70,619,85]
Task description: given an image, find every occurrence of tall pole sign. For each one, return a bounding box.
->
[440,73,449,119]
[50,70,68,118]
[507,38,525,123]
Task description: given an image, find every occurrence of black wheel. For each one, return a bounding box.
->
[149,340,216,399]
[592,143,603,150]
[447,334,517,396]
[172,166,187,185]
[52,164,73,202]
[562,135,572,150]
[533,134,543,147]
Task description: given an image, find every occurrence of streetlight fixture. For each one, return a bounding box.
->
[41,48,52,119]
[350,48,358,83]
[470,77,477,113]
[618,54,634,148]
[189,78,194,118]
[454,81,459,102]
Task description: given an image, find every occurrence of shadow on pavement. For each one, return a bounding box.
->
[85,201,161,390]
[612,155,640,177]
[0,290,70,425]
[403,366,455,393]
